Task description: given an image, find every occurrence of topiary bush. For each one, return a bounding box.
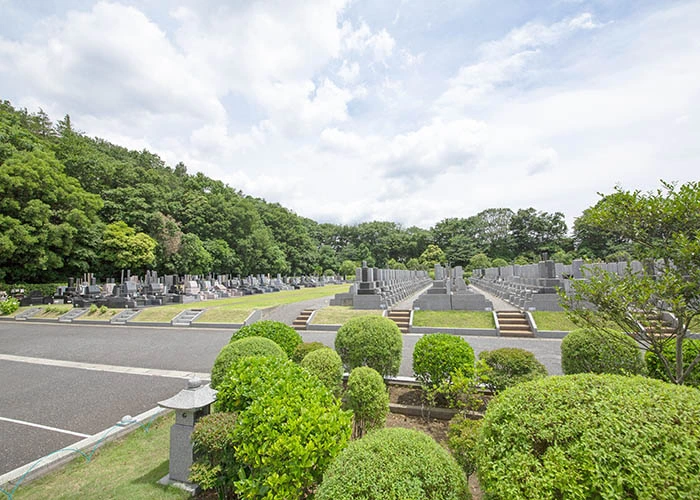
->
[210,336,287,389]
[301,347,344,397]
[478,347,547,392]
[447,414,481,477]
[345,366,389,438]
[645,339,700,387]
[412,333,475,388]
[560,328,645,375]
[189,412,238,498]
[230,320,302,358]
[476,374,700,499]
[0,297,20,315]
[316,427,470,500]
[216,356,352,499]
[335,316,402,378]
[292,341,326,363]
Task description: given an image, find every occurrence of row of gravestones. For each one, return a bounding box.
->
[412,264,493,311]
[330,263,431,310]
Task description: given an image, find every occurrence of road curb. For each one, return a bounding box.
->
[0,406,170,493]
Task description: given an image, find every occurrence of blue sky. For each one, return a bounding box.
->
[1,0,698,229]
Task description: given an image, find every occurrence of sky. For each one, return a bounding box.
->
[0,0,698,230]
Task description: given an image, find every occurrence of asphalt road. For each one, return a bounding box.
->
[0,320,562,477]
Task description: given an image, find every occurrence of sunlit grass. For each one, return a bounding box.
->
[310,306,383,324]
[412,310,495,329]
[530,311,578,331]
[194,308,251,323]
[75,308,121,321]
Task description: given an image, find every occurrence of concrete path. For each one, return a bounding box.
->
[391,284,433,310]
[470,284,519,311]
[261,295,336,325]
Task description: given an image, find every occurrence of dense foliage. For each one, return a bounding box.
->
[335,316,402,377]
[560,328,645,376]
[316,427,470,500]
[215,356,352,499]
[189,412,238,499]
[301,347,344,397]
[292,341,326,363]
[412,333,475,387]
[0,297,20,315]
[230,320,301,358]
[646,339,700,388]
[210,336,286,389]
[478,347,548,392]
[345,366,389,438]
[447,414,481,477]
[477,374,700,499]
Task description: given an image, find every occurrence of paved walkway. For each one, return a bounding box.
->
[469,284,519,311]
[261,295,335,325]
[391,284,433,310]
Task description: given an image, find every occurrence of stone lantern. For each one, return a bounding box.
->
[158,377,217,493]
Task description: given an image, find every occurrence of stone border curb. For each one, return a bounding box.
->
[0,406,170,492]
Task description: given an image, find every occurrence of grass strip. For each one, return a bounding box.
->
[412,310,495,329]
[530,311,578,331]
[310,306,383,324]
[12,413,189,500]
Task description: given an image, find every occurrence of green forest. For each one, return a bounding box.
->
[0,100,629,284]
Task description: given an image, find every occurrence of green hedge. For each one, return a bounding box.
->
[478,347,547,392]
[412,333,474,387]
[292,341,326,363]
[301,347,344,397]
[230,320,302,358]
[447,414,481,477]
[561,328,645,375]
[189,412,238,498]
[477,374,700,499]
[335,316,402,378]
[345,366,388,438]
[316,427,470,500]
[216,357,352,499]
[210,336,287,389]
[646,338,700,387]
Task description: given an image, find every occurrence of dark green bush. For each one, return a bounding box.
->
[217,356,352,499]
[561,328,645,375]
[316,427,470,500]
[230,320,301,358]
[447,414,481,477]
[479,347,547,392]
[210,336,286,389]
[335,316,402,377]
[646,339,700,387]
[412,333,475,387]
[189,412,238,498]
[477,374,700,499]
[292,341,326,363]
[345,366,388,438]
[0,297,20,315]
[301,347,343,396]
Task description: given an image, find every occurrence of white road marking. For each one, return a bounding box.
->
[0,354,209,380]
[0,416,90,438]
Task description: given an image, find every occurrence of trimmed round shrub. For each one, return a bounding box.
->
[189,412,238,497]
[645,338,700,387]
[230,320,301,358]
[335,316,402,378]
[346,366,389,438]
[412,333,475,387]
[210,336,286,389]
[292,340,326,363]
[447,414,481,477]
[477,374,700,499]
[479,347,547,392]
[316,427,470,500]
[301,347,343,396]
[217,357,352,499]
[561,328,645,375]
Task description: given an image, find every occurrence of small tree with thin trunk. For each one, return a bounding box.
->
[562,181,700,385]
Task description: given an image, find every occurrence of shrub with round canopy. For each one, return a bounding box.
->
[560,328,645,375]
[478,347,547,392]
[412,333,475,387]
[230,320,301,358]
[335,316,402,377]
[210,336,286,389]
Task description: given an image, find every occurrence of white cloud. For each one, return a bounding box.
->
[338,60,360,82]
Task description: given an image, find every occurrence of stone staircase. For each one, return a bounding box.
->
[639,311,676,339]
[388,309,411,333]
[497,311,534,338]
[171,309,204,326]
[292,309,314,331]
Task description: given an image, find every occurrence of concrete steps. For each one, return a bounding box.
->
[497,311,534,338]
[171,309,204,326]
[388,309,411,333]
[293,310,314,331]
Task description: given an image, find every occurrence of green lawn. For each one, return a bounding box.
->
[31,305,73,319]
[531,311,578,331]
[412,310,495,329]
[194,307,251,324]
[11,413,189,500]
[75,308,121,321]
[310,306,383,324]
[129,285,349,323]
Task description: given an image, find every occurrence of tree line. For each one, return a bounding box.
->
[0,101,629,284]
